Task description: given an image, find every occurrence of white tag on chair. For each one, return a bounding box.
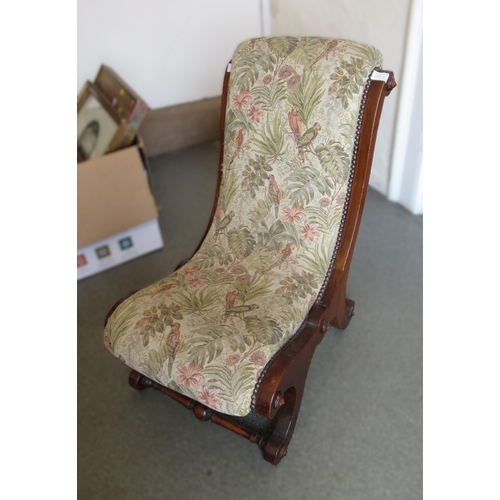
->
[370,70,389,82]
[227,63,232,72]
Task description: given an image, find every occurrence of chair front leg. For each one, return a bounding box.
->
[320,269,355,330]
[254,308,330,465]
[258,378,304,465]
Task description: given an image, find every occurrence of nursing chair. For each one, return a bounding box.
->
[104,37,396,465]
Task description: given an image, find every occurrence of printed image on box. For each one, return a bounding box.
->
[119,237,133,250]
[96,245,111,259]
[77,219,163,281]
[77,254,88,268]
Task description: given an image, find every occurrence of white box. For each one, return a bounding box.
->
[77,219,163,280]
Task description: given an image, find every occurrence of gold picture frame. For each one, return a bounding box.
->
[77,82,128,162]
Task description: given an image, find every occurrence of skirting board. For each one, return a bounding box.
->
[139,96,222,158]
[140,97,388,200]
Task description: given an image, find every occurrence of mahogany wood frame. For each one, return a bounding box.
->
[106,63,396,466]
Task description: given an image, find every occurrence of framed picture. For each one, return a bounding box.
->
[95,66,138,120]
[77,82,127,162]
[94,65,150,148]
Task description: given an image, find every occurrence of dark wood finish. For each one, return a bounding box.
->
[107,68,396,466]
[320,74,396,330]
[252,73,397,464]
[129,370,266,445]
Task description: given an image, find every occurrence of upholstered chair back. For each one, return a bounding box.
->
[104,37,384,417]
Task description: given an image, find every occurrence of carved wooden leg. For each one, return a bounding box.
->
[127,369,268,449]
[127,311,326,467]
[319,270,355,330]
[330,298,355,330]
[129,370,153,391]
[259,386,300,465]
[254,315,329,465]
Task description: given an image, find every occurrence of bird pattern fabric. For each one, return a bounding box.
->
[104,37,383,417]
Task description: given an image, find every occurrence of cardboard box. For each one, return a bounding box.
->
[77,141,163,280]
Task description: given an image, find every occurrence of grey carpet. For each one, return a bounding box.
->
[78,141,422,500]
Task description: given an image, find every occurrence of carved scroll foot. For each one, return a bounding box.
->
[259,387,299,466]
[261,434,289,465]
[330,298,355,330]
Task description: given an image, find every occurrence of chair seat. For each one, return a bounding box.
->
[104,246,319,416]
[104,37,384,417]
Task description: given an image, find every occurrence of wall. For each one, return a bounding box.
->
[387,0,422,214]
[270,0,412,196]
[78,0,421,207]
[390,41,422,214]
[77,0,263,109]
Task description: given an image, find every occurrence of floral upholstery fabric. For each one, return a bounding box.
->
[104,37,383,417]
